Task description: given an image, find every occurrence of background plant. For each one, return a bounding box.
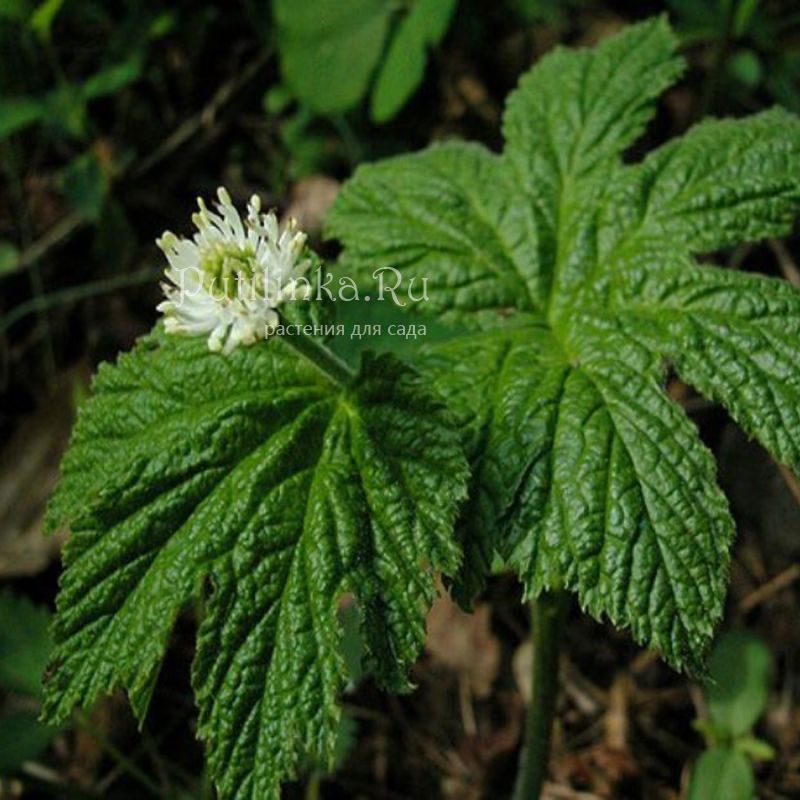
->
[273,0,459,123]
[0,592,57,775]
[689,629,774,800]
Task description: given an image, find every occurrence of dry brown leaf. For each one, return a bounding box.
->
[283,176,340,236]
[425,595,500,699]
[513,641,533,703]
[0,368,86,577]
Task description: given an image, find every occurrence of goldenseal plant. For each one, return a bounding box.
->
[327,15,800,798]
[42,192,469,798]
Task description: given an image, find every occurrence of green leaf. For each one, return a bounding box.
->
[667,0,723,44]
[338,602,366,685]
[274,0,457,120]
[608,266,800,470]
[600,108,800,261]
[0,0,32,21]
[327,141,544,327]
[689,747,755,800]
[0,241,21,275]
[728,49,762,88]
[328,17,800,672]
[0,591,52,698]
[81,55,143,100]
[42,82,87,139]
[29,0,66,42]
[706,630,771,738]
[734,735,775,761]
[274,0,394,114]
[44,330,467,799]
[732,0,760,38]
[417,326,563,603]
[61,151,109,221]
[370,0,457,123]
[0,95,46,141]
[0,55,142,144]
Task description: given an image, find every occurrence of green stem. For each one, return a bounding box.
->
[698,2,735,117]
[305,771,322,800]
[513,590,568,800]
[0,267,159,335]
[279,315,355,387]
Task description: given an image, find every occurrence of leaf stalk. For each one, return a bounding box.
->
[513,590,568,800]
[278,314,355,386]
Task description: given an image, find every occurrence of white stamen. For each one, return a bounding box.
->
[156,187,312,354]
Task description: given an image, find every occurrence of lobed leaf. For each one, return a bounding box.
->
[329,16,800,672]
[327,141,545,323]
[44,330,467,799]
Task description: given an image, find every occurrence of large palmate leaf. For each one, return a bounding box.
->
[43,330,467,799]
[327,15,800,672]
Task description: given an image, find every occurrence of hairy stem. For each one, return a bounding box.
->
[513,590,568,800]
[279,315,355,387]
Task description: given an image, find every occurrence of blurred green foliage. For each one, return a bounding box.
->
[274,0,458,122]
[669,0,800,110]
[0,0,179,285]
[689,630,774,800]
[0,591,58,775]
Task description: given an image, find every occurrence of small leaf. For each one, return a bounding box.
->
[706,630,771,738]
[274,0,394,114]
[728,49,762,88]
[0,96,45,141]
[689,747,755,800]
[29,0,66,42]
[0,241,20,275]
[370,0,458,123]
[732,0,760,38]
[82,55,143,100]
[331,713,357,770]
[42,83,87,139]
[734,735,775,762]
[338,601,365,685]
[148,10,177,39]
[61,151,109,222]
[264,84,293,116]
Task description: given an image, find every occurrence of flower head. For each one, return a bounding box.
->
[156,187,313,354]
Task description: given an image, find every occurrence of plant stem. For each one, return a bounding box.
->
[279,315,355,387]
[513,590,568,800]
[305,771,322,800]
[0,267,160,335]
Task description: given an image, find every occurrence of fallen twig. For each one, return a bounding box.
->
[739,564,800,613]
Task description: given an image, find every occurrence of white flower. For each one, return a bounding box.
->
[156,187,313,354]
